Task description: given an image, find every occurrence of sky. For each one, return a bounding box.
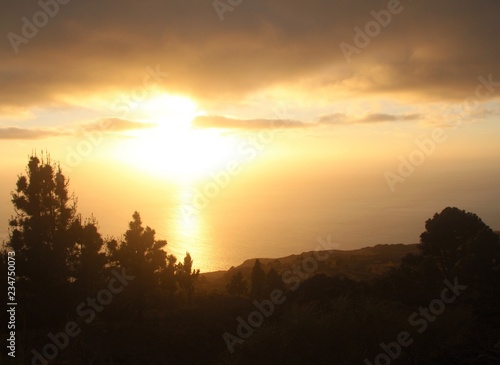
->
[1,0,500,271]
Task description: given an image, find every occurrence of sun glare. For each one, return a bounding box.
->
[142,94,199,129]
[115,94,237,182]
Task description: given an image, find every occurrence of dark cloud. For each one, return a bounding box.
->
[318,112,421,125]
[0,127,64,140]
[1,0,500,112]
[83,118,157,132]
[357,113,421,123]
[194,112,421,129]
[0,118,154,140]
[193,115,308,129]
[317,113,348,125]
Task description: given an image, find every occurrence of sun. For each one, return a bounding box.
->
[114,94,238,182]
[142,94,199,129]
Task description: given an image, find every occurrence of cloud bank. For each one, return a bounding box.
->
[1,0,499,114]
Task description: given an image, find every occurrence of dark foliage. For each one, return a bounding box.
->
[250,259,266,299]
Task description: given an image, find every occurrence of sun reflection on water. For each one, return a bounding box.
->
[166,183,220,273]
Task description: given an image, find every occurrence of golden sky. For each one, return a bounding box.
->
[2,0,500,127]
[1,0,500,270]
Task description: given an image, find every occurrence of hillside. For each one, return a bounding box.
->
[198,243,419,292]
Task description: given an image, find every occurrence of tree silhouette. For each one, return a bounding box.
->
[250,259,266,299]
[7,154,77,324]
[420,206,500,283]
[9,155,75,282]
[226,270,247,296]
[160,253,178,298]
[107,212,167,320]
[176,252,200,301]
[69,215,107,296]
